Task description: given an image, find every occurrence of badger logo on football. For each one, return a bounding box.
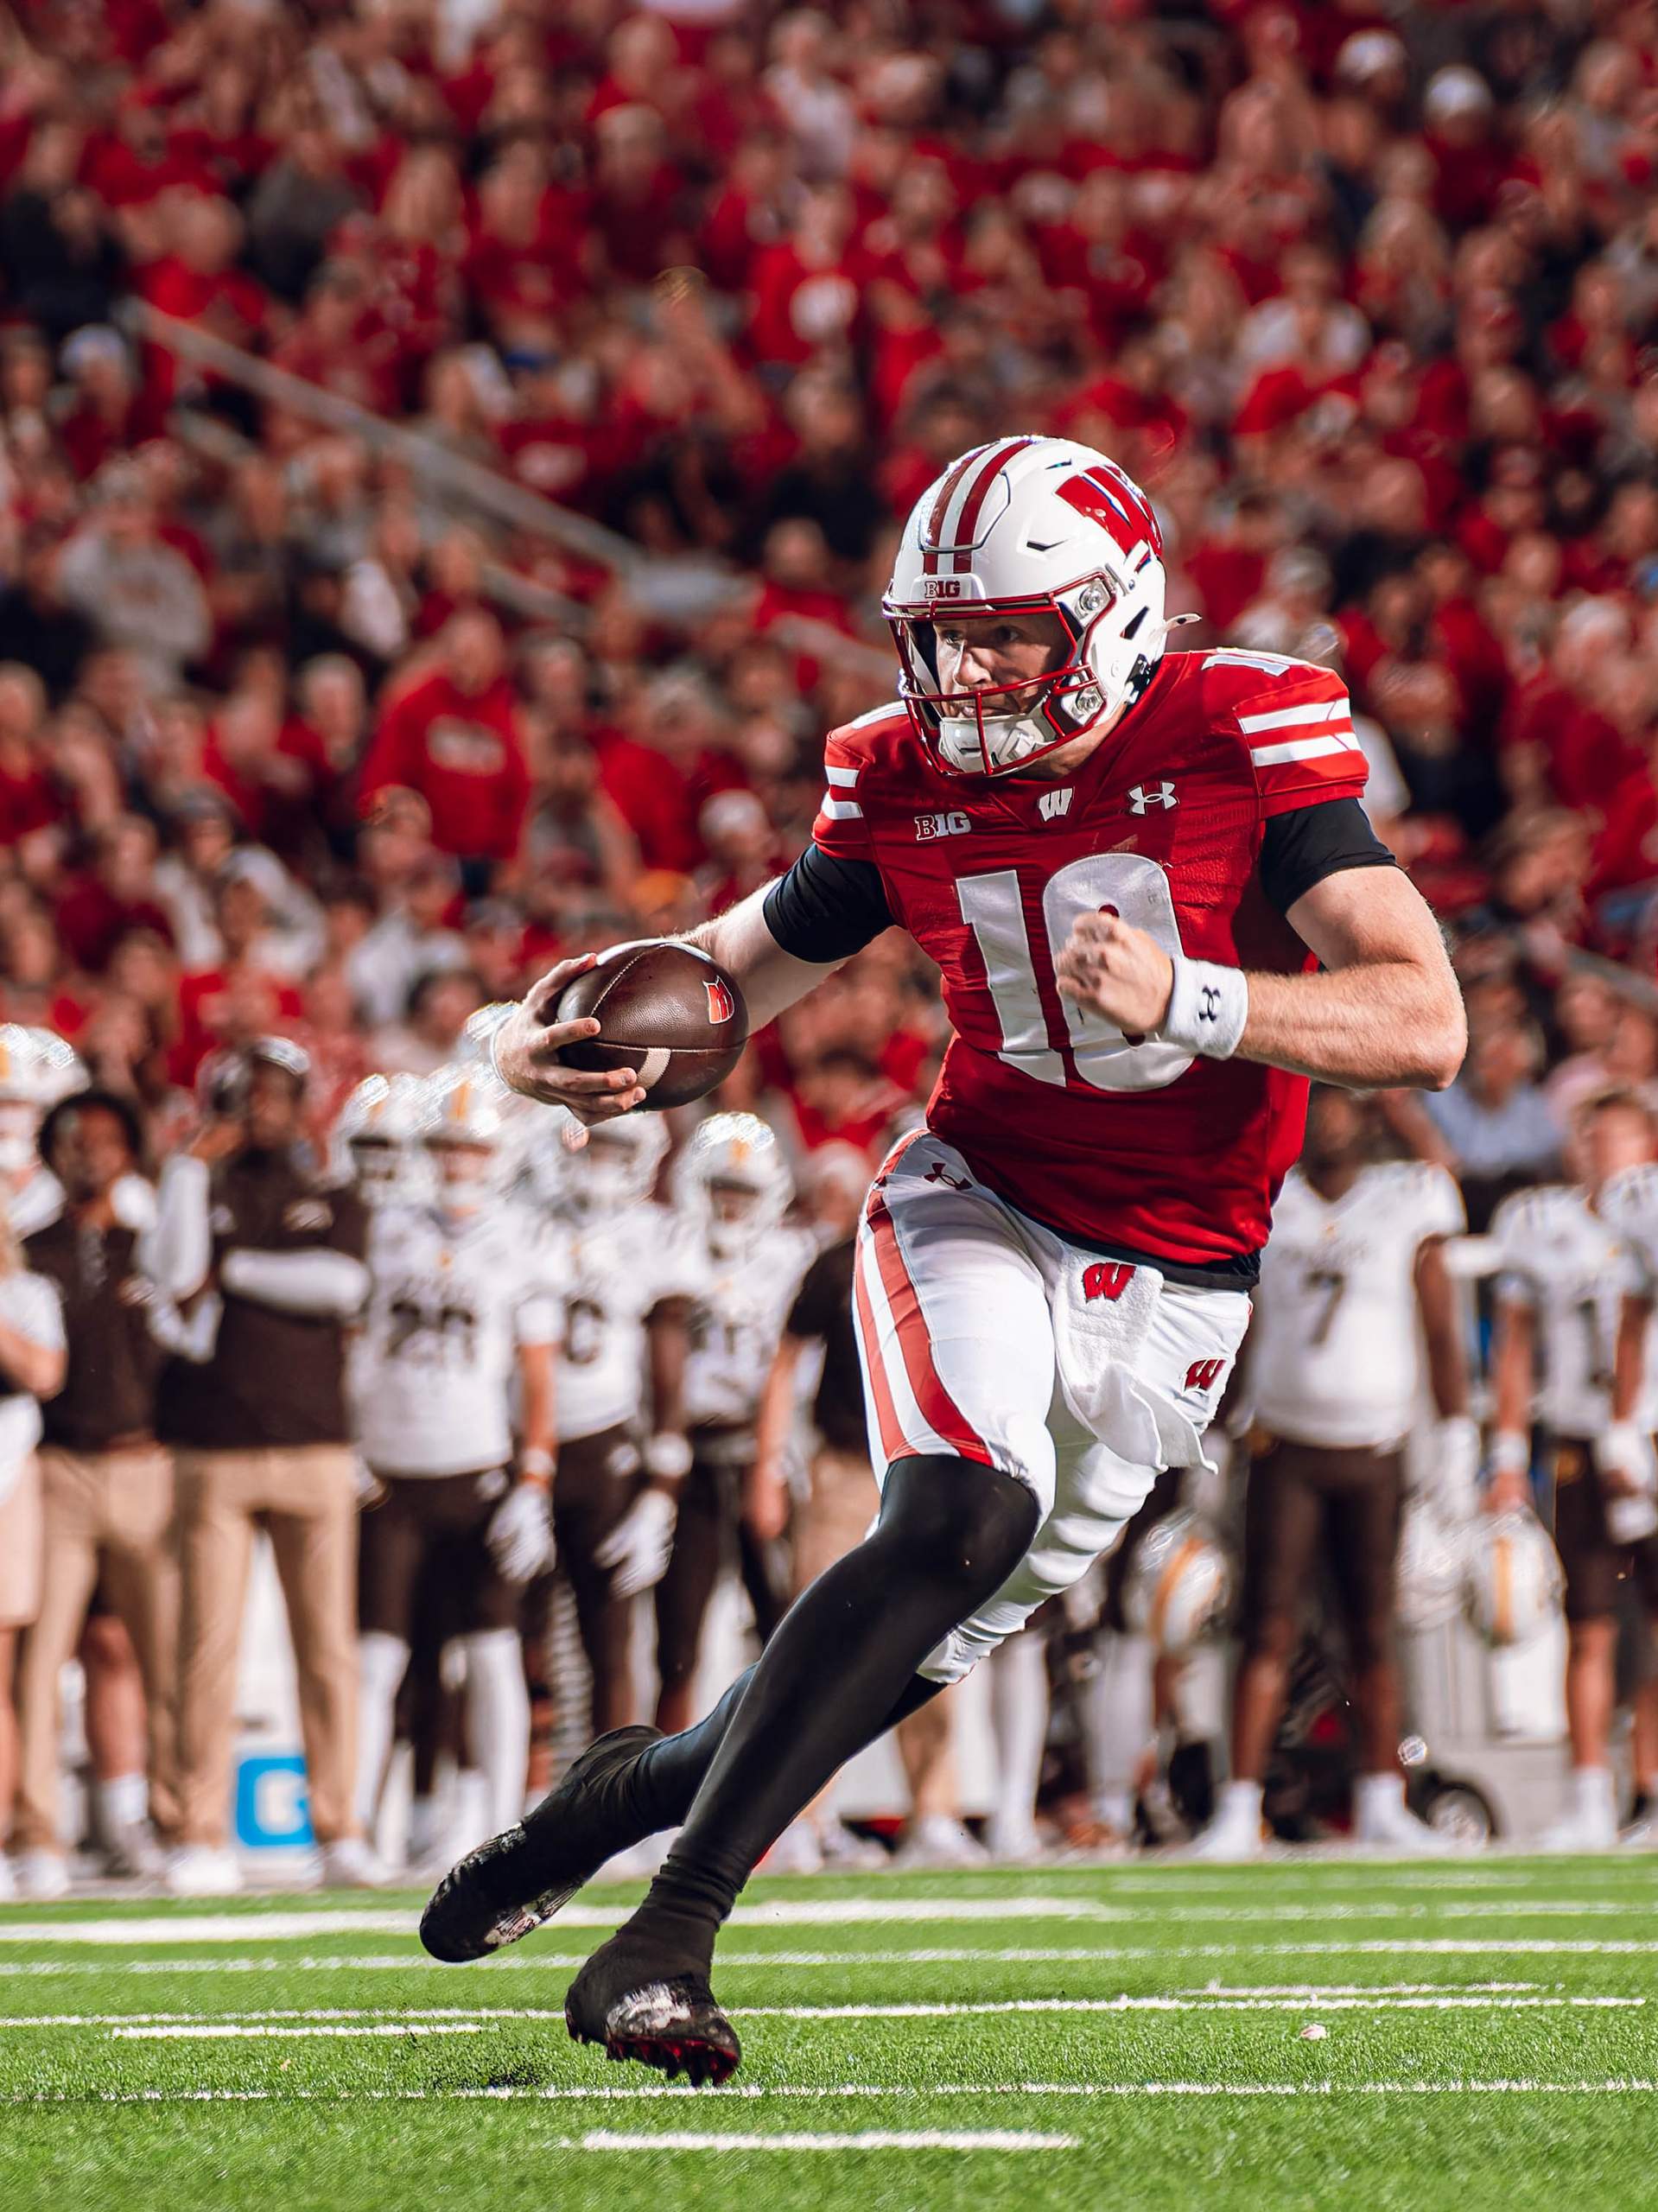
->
[704,977,736,1024]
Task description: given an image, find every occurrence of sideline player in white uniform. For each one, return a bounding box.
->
[0,1027,86,1238]
[529,1112,705,1737]
[1490,1089,1658,1848]
[653,1115,816,1735]
[426,432,1464,2083]
[1191,1085,1471,1859]
[353,1068,558,1848]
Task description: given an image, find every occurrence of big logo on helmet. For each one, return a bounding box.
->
[704,977,736,1025]
[1083,1262,1134,1302]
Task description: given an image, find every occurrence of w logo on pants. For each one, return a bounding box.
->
[1185,1358,1224,1392]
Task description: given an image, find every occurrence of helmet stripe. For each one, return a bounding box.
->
[922,436,1037,575]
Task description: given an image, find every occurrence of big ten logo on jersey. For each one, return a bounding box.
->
[704,976,736,1023]
[1083,1261,1134,1302]
[916,810,971,841]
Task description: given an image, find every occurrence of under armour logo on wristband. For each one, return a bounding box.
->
[1198,985,1222,1023]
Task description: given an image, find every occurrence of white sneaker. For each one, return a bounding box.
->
[14,1849,73,1900]
[104,1823,168,1882]
[1537,1808,1617,1852]
[1185,1784,1267,1862]
[818,1820,887,1872]
[318,1837,386,1889]
[891,1815,988,1871]
[760,1820,824,1876]
[1352,1775,1460,1855]
[1355,1804,1458,1855]
[165,1845,244,1897]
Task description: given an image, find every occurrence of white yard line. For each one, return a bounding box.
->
[79,1991,1643,2038]
[575,2130,1077,2152]
[3,1894,1655,1948]
[5,2080,1658,2107]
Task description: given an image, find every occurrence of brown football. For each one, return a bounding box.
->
[554,940,749,1111]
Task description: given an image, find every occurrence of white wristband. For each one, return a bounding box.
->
[1157,956,1248,1059]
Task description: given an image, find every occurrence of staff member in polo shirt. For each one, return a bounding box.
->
[0,1207,67,1900]
[14,1090,179,1897]
[153,1038,377,1896]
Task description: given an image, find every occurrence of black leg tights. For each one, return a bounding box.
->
[621,1454,1039,1975]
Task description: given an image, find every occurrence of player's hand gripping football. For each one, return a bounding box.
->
[1055,911,1176,1035]
[490,956,648,1129]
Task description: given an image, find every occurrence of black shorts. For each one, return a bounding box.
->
[358,1466,520,1643]
[1102,1465,1183,1632]
[1549,1437,1658,1623]
[1237,1433,1403,1655]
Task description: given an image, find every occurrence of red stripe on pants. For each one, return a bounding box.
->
[864,1194,994,1465]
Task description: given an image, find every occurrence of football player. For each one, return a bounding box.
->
[1490,1089,1658,1848]
[353,1067,558,1851]
[0,1027,87,1238]
[330,1073,433,1211]
[1189,1084,1472,1859]
[427,433,1465,2082]
[653,1114,814,1735]
[527,1111,704,1737]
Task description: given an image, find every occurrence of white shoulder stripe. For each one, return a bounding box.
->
[1250,733,1365,768]
[1237,701,1352,734]
[820,795,865,821]
[844,702,905,731]
[825,763,860,787]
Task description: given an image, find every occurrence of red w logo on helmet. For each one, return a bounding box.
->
[704,977,736,1025]
[1056,463,1164,564]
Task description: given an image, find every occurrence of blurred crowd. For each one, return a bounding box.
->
[0,0,1654,1179]
[2,0,1658,1876]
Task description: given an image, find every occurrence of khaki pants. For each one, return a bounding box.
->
[174,1446,359,1847]
[14,1444,179,1851]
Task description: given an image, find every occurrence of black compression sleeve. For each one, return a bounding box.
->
[1259,797,1395,915]
[762,842,894,963]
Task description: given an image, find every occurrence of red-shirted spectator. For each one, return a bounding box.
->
[359,611,530,875]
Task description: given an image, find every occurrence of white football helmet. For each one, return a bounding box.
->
[418,1064,522,1215]
[884,435,1178,775]
[1121,1509,1233,1657]
[331,1073,432,1207]
[1395,1495,1469,1634]
[1464,1509,1565,1648]
[677,1112,791,1257]
[564,1111,668,1219]
[0,1025,86,1175]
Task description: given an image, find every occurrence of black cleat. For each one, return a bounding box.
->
[419,1724,662,1964]
[565,1936,740,2088]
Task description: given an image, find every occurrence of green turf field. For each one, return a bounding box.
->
[2,1854,1655,2211]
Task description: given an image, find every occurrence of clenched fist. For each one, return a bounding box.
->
[1055,911,1175,1035]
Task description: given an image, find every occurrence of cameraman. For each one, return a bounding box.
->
[152,1039,375,1895]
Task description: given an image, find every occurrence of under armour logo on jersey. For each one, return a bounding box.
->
[915,810,971,841]
[923,1160,971,1192]
[1039,787,1074,823]
[1185,1358,1224,1392]
[1128,782,1177,813]
[1083,1261,1135,1303]
[704,976,736,1024]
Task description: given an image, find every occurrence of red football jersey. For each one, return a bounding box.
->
[810,650,1370,1272]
